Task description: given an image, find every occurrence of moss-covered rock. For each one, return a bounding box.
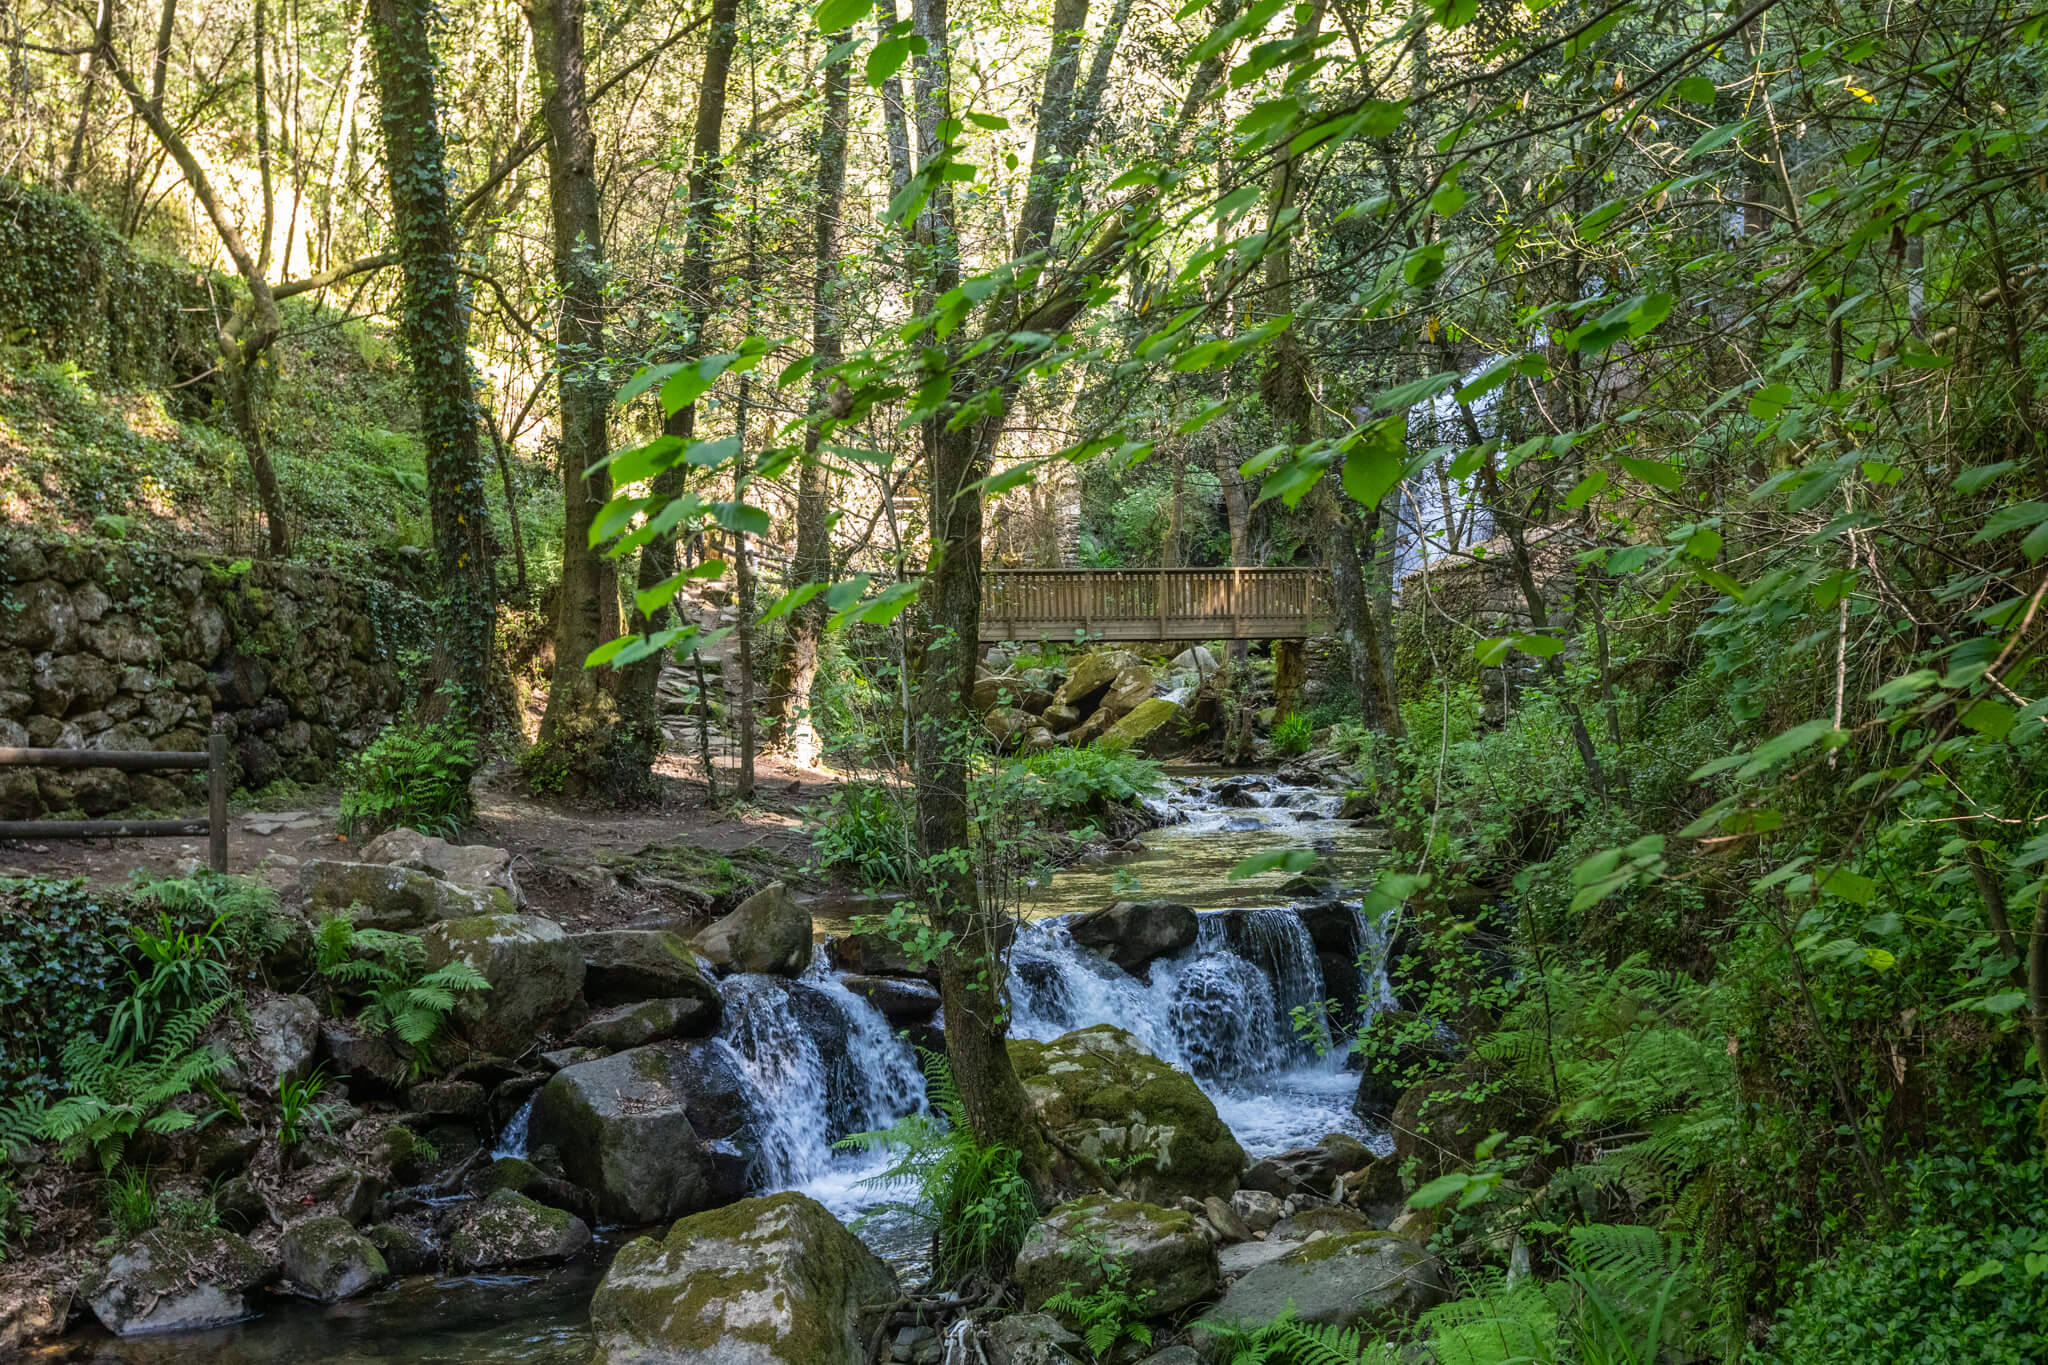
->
[446,1188,593,1271]
[278,1214,389,1303]
[1100,697,1186,757]
[691,881,810,976]
[1391,1059,1541,1185]
[1053,649,1141,712]
[1009,1025,1246,1204]
[1016,1196,1220,1319]
[357,827,525,907]
[81,1227,276,1336]
[298,859,510,931]
[588,1191,898,1365]
[1193,1231,1444,1353]
[570,995,716,1050]
[419,912,584,1054]
[571,928,724,1016]
[529,1040,759,1225]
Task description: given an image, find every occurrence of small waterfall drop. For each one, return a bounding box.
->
[491,1094,536,1160]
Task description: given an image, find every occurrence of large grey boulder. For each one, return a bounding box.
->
[1017,1196,1219,1318]
[278,1215,388,1303]
[1242,1133,1374,1202]
[588,1190,898,1365]
[243,994,320,1090]
[573,928,724,1015]
[529,1041,760,1225]
[298,859,509,931]
[984,1313,1083,1365]
[446,1189,593,1271]
[420,913,584,1055]
[691,881,810,976]
[1068,901,1198,975]
[1053,649,1141,713]
[82,1227,275,1335]
[838,974,942,1021]
[569,995,718,1050]
[1008,1026,1245,1204]
[1194,1232,1445,1353]
[1096,664,1159,725]
[358,827,526,907]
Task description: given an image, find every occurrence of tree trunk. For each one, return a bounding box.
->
[762,23,850,765]
[530,0,644,790]
[618,0,739,750]
[368,0,497,731]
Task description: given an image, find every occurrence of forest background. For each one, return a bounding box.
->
[3,0,2048,1354]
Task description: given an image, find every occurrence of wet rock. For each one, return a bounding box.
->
[570,995,718,1050]
[1069,900,1198,975]
[278,1215,389,1303]
[828,929,933,978]
[1136,1350,1200,1365]
[358,827,526,907]
[838,974,942,1021]
[1338,791,1376,821]
[307,1163,382,1225]
[82,1227,275,1336]
[1242,1134,1373,1202]
[363,1222,438,1275]
[1009,1025,1245,1203]
[1193,1232,1444,1350]
[1018,1196,1220,1318]
[984,1312,1083,1365]
[298,859,509,931]
[244,994,320,1090]
[447,1188,593,1270]
[1101,697,1185,757]
[0,1273,71,1350]
[405,1079,487,1120]
[691,881,810,976]
[588,1190,898,1365]
[530,1040,761,1224]
[485,1157,598,1225]
[573,928,724,1016]
[420,913,585,1055]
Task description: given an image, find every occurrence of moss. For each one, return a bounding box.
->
[1287,1229,1403,1264]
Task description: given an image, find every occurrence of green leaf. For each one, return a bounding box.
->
[1564,470,1609,509]
[1962,699,2016,741]
[1749,383,1795,420]
[1407,1174,1470,1210]
[710,500,771,535]
[814,0,874,31]
[1340,418,1407,509]
[965,111,1009,130]
[1430,165,1468,217]
[1674,75,1717,103]
[1970,501,2048,545]
[1685,118,1751,159]
[1617,455,1683,491]
[1820,869,1875,905]
[616,361,683,407]
[1227,849,1317,880]
[1403,243,1446,287]
[1955,461,2015,494]
[1737,718,1837,776]
[866,36,913,86]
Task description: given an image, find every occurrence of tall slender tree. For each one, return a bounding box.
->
[368,0,496,728]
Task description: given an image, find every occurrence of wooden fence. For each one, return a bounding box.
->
[0,734,230,871]
[980,568,1328,642]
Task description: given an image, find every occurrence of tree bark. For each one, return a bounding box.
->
[618,0,739,752]
[368,0,497,731]
[62,0,115,192]
[762,24,851,765]
[530,0,645,790]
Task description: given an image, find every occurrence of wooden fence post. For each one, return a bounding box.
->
[208,732,229,873]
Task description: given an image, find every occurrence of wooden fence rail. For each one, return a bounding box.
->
[980,568,1328,642]
[0,734,230,871]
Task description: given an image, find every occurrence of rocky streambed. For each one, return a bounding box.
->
[14,768,1417,1363]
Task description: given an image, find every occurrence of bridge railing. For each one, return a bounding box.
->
[980,568,1327,642]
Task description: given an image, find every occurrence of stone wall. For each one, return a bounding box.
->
[0,533,424,818]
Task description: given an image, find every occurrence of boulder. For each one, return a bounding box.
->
[7,580,77,652]
[1068,900,1198,975]
[298,859,509,931]
[984,705,1040,749]
[574,928,725,1015]
[358,827,526,907]
[1101,698,1186,757]
[1203,1195,1252,1244]
[243,994,320,1090]
[588,1191,898,1365]
[974,674,1054,715]
[1228,1188,1284,1235]
[1041,703,1082,732]
[692,881,810,976]
[82,1227,275,1336]
[1096,665,1159,724]
[1017,1196,1219,1319]
[1052,649,1141,713]
[828,929,934,978]
[1171,646,1219,678]
[484,1157,599,1225]
[1242,1134,1374,1202]
[405,1079,487,1120]
[1008,1025,1245,1203]
[1194,1232,1444,1349]
[1391,1061,1540,1184]
[420,913,585,1055]
[31,651,119,717]
[278,1215,389,1303]
[571,995,718,1050]
[0,1273,71,1350]
[838,974,942,1021]
[363,1223,438,1275]
[984,1312,1084,1365]
[447,1189,593,1271]
[530,1041,761,1224]
[317,1019,409,1091]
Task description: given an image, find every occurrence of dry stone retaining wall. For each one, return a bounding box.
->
[0,532,425,818]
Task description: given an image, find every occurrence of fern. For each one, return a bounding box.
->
[41,996,230,1170]
[312,911,488,1075]
[1196,1308,1403,1364]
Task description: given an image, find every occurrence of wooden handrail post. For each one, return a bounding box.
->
[208,731,229,873]
[1157,569,1168,641]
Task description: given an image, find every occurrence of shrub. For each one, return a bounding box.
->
[338,720,476,839]
[1271,711,1314,755]
[1015,745,1164,815]
[0,877,127,1104]
[41,997,232,1171]
[808,782,915,887]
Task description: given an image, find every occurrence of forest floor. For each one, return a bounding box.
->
[0,748,838,932]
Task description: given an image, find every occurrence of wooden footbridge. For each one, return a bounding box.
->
[980,568,1329,642]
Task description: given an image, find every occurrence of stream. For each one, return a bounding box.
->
[49,769,1390,1363]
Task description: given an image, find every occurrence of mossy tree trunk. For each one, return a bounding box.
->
[529,0,642,794]
[368,0,497,732]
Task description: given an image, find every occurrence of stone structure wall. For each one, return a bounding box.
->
[0,533,424,818]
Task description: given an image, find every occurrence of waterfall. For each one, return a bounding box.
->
[490,1094,536,1160]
